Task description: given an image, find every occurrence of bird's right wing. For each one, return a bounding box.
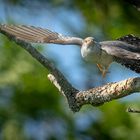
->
[0,24,83,46]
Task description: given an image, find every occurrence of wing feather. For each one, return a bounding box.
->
[114,57,140,73]
[0,24,83,45]
[101,40,140,73]
[117,34,140,52]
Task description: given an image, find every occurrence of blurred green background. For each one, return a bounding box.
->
[0,0,140,139]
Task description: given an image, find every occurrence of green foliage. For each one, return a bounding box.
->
[73,0,140,39]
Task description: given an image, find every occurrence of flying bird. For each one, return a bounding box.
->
[0,24,140,76]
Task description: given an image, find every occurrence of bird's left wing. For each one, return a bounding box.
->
[101,38,140,73]
[0,24,83,46]
[117,34,140,52]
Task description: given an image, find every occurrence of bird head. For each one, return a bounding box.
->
[81,37,101,62]
[82,37,99,51]
[83,37,95,46]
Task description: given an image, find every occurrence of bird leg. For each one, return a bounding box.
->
[96,64,109,77]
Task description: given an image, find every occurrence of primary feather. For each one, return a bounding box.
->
[0,24,83,45]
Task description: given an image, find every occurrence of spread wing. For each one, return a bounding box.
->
[117,34,140,52]
[114,57,140,73]
[0,24,83,46]
[100,37,140,73]
[116,35,140,73]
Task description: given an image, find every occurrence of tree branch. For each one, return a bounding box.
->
[0,30,140,112]
[127,107,140,113]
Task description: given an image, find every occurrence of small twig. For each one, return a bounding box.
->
[127,107,140,113]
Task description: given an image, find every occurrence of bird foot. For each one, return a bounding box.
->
[97,64,109,77]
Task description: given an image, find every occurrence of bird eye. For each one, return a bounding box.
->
[85,40,89,43]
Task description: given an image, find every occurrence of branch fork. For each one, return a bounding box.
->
[1,30,140,112]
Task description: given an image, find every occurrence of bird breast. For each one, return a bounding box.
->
[81,44,101,63]
[81,43,113,66]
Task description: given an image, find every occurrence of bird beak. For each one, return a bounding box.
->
[87,40,94,46]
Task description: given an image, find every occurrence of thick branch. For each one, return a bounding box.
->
[1,29,140,112]
[48,74,140,111]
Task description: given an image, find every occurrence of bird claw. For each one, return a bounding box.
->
[102,70,109,77]
[97,64,109,77]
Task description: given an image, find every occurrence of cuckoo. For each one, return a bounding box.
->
[0,24,140,76]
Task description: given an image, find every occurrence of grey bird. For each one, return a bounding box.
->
[0,24,140,76]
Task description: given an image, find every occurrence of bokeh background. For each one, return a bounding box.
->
[0,0,140,139]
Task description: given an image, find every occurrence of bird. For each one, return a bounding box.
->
[0,24,140,76]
